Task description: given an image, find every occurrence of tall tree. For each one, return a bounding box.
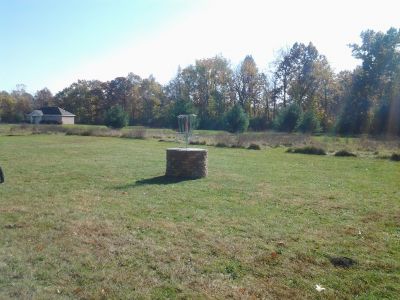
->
[234,55,261,116]
[34,88,53,108]
[126,73,142,124]
[287,42,331,111]
[338,28,400,134]
[172,56,234,128]
[54,80,106,124]
[106,77,133,111]
[273,48,293,108]
[139,75,164,126]
[0,91,16,122]
[0,85,33,123]
[164,67,195,127]
[11,85,33,121]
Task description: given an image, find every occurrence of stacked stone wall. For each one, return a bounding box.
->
[166,148,208,178]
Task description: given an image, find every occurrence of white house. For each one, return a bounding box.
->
[27,107,75,124]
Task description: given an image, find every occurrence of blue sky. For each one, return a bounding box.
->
[0,0,198,92]
[1,0,399,94]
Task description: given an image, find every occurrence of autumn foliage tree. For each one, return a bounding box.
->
[1,28,398,136]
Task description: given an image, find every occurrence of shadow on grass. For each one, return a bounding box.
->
[114,175,197,189]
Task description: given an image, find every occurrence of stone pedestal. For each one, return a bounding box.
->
[166,148,208,178]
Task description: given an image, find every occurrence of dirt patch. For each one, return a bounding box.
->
[0,206,28,213]
[329,256,357,268]
[361,212,383,223]
[4,223,27,229]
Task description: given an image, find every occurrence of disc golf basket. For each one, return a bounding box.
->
[177,114,197,148]
[165,114,208,178]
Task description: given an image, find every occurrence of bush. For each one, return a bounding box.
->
[296,110,321,133]
[224,104,249,133]
[230,144,245,149]
[274,104,302,132]
[287,146,326,155]
[390,153,400,161]
[249,116,270,131]
[335,150,357,157]
[247,143,261,150]
[215,142,229,148]
[104,105,128,129]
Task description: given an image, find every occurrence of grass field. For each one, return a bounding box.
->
[0,133,399,299]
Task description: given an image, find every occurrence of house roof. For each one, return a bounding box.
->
[39,107,75,116]
[27,110,44,116]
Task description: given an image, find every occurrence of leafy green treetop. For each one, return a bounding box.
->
[104,105,128,128]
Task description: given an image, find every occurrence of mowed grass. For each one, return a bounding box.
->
[0,135,399,299]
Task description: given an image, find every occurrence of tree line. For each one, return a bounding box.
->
[1,28,399,135]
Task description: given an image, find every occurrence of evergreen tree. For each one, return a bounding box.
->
[224,104,249,133]
[296,110,321,133]
[274,103,302,132]
[104,105,128,128]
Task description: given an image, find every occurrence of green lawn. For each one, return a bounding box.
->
[0,135,399,299]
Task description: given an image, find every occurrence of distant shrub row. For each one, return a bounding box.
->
[212,142,261,150]
[334,150,357,157]
[287,146,326,155]
[5,124,400,159]
[286,147,359,157]
[286,147,358,157]
[274,104,321,133]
